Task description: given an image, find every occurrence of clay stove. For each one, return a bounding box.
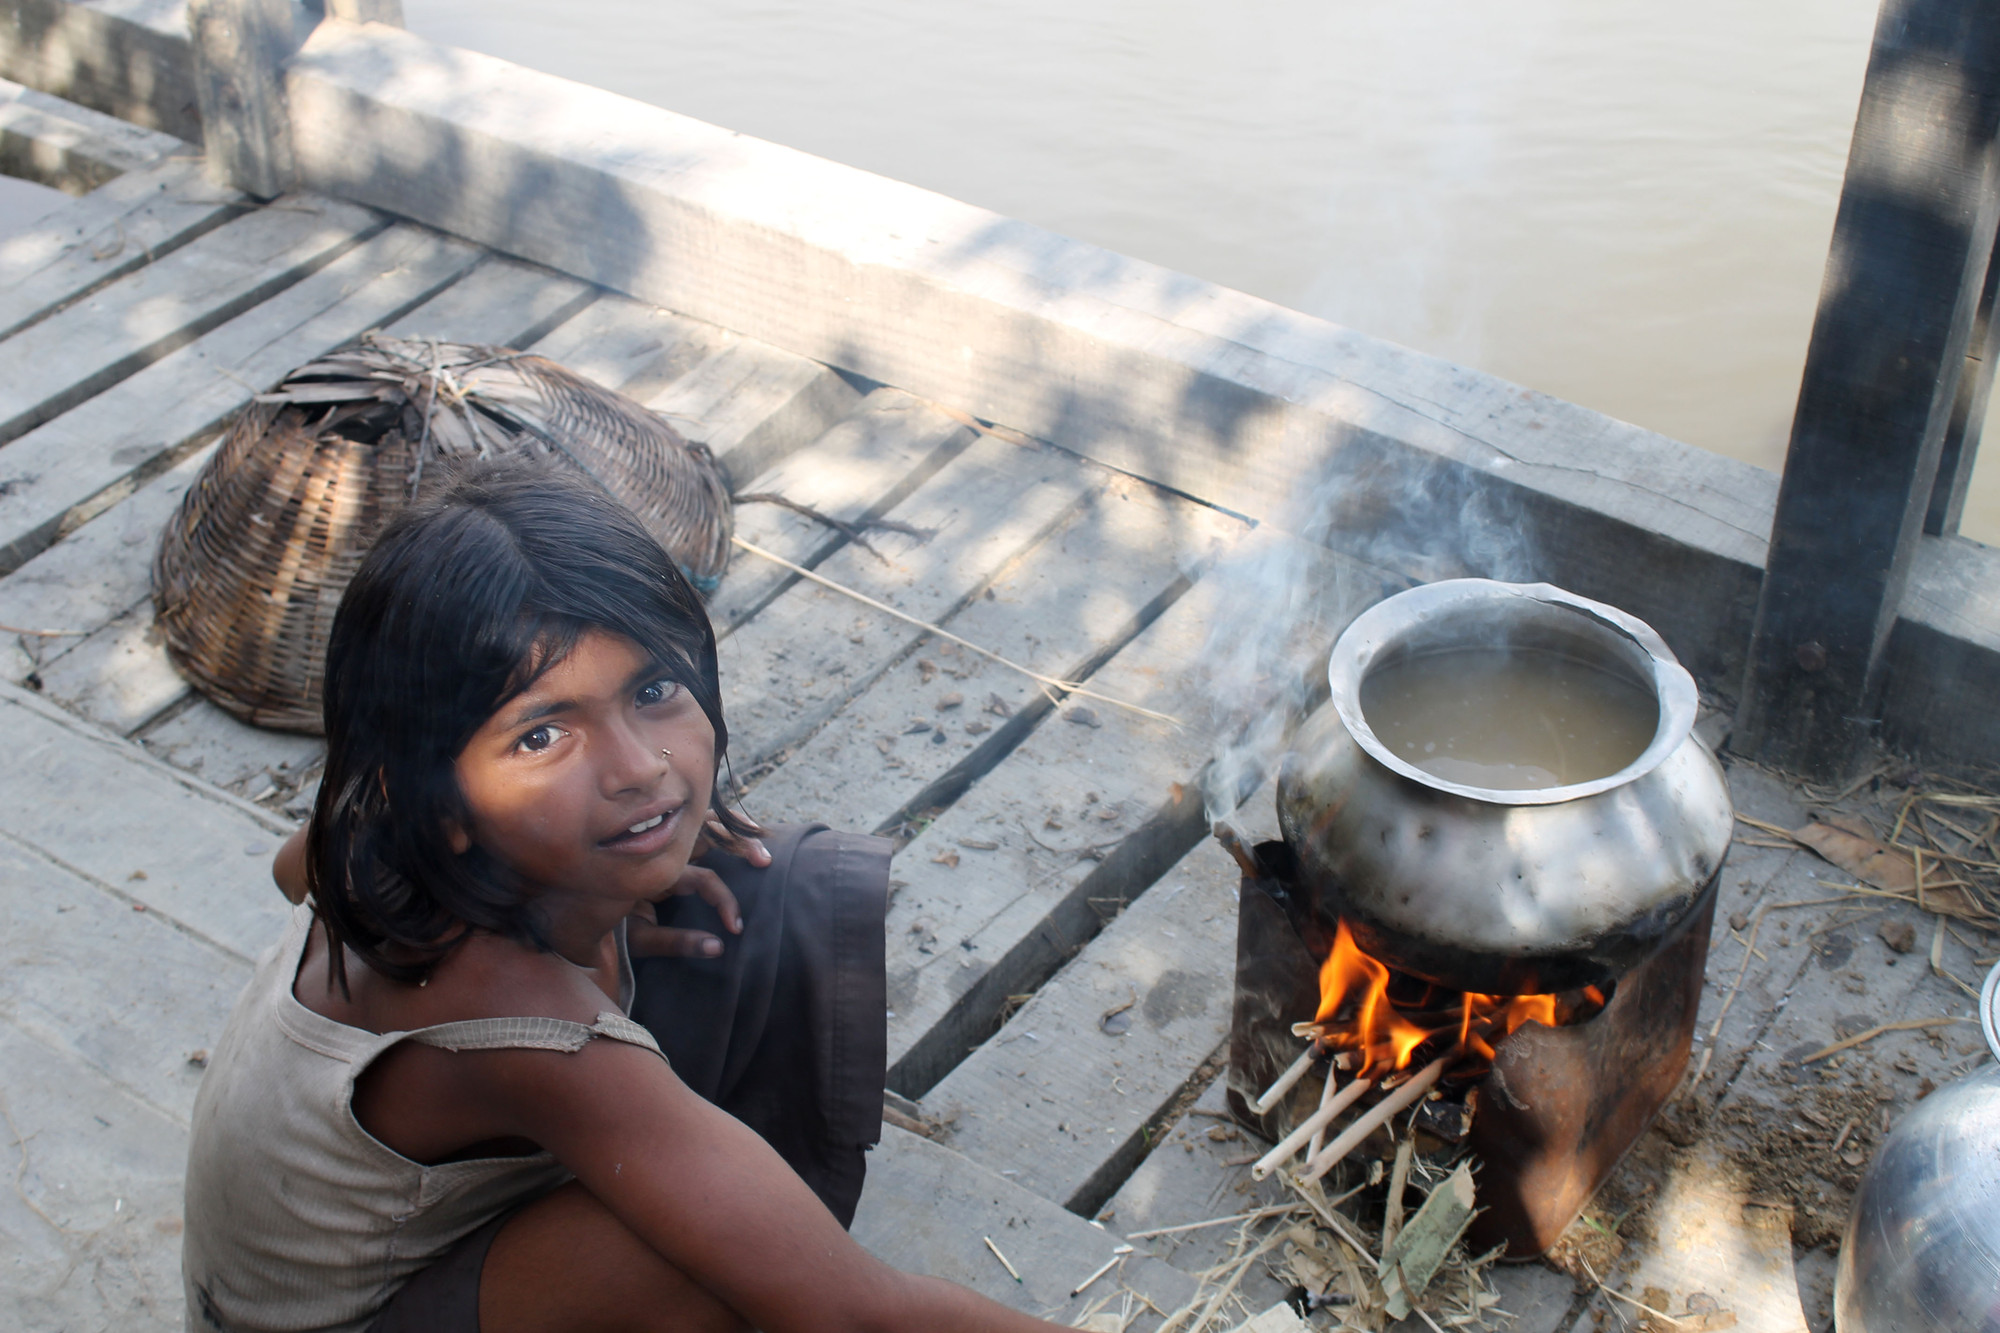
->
[1225,834,1716,1258]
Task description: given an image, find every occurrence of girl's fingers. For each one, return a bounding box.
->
[703,817,771,868]
[669,865,743,935]
[626,920,724,959]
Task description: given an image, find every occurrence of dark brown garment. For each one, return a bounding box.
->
[365,823,889,1332]
[631,822,891,1225]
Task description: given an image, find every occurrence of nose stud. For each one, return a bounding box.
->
[660,748,673,759]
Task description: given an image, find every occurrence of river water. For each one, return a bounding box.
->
[390,1,1984,543]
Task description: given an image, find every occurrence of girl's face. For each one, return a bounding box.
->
[451,629,716,909]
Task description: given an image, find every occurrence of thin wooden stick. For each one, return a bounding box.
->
[1127,1204,1303,1240]
[730,537,1182,726]
[1579,1257,1683,1326]
[1069,1245,1133,1297]
[1307,1062,1339,1161]
[1735,814,1798,840]
[1380,1132,1415,1256]
[1250,1043,1321,1115]
[1812,880,1918,902]
[1301,1055,1449,1182]
[0,621,85,637]
[1800,1015,1974,1064]
[1892,841,2000,870]
[1251,1073,1373,1179]
[980,1232,1024,1280]
[1155,1224,1290,1333]
[1191,1227,1289,1333]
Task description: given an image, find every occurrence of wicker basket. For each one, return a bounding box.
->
[153,335,734,733]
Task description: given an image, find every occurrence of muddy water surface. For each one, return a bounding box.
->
[1361,648,1659,790]
[401,0,2000,542]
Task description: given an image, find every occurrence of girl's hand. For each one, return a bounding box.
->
[625,817,769,959]
[693,815,770,867]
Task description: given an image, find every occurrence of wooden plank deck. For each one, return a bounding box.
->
[0,87,1991,1333]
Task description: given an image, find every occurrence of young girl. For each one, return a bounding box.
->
[182,461,1075,1332]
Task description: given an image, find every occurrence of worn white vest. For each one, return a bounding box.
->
[182,903,658,1332]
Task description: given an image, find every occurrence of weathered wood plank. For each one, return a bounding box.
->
[1693,850,1990,1251]
[1101,1075,1292,1267]
[0,72,181,192]
[35,596,185,732]
[719,433,1095,770]
[1101,1072,1363,1327]
[0,194,382,448]
[708,388,972,634]
[0,679,290,961]
[852,1124,1196,1327]
[521,295,862,495]
[881,530,1404,1098]
[0,1022,188,1333]
[1612,1143,1812,1333]
[0,219,480,574]
[650,335,862,490]
[0,441,211,687]
[0,832,250,1124]
[377,251,597,349]
[0,156,242,342]
[924,836,1240,1213]
[0,0,204,142]
[743,475,1242,837]
[527,293,726,388]
[136,696,323,798]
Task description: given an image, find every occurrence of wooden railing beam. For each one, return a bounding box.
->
[1734,0,2000,779]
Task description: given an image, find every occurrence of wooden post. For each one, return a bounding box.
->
[1925,221,2000,534]
[1734,0,2000,779]
[186,0,303,198]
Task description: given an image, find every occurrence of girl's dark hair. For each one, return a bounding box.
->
[306,458,751,989]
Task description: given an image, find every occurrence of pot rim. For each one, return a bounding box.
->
[1328,578,1701,807]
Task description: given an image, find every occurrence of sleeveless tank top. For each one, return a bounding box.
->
[181,903,664,1333]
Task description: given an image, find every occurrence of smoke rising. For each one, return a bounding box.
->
[1195,435,1539,826]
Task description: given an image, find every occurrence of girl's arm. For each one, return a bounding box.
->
[469,1036,1074,1333]
[273,826,308,904]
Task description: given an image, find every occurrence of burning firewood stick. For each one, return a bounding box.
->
[1306,1062,1338,1160]
[1212,821,1262,878]
[1299,1053,1451,1183]
[1250,1042,1323,1115]
[1250,1073,1375,1179]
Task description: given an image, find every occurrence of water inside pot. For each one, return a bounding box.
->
[1360,646,1660,791]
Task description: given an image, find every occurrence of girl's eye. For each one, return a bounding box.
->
[636,678,681,708]
[517,723,566,754]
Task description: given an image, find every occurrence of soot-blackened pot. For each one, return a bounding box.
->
[1275,579,1733,995]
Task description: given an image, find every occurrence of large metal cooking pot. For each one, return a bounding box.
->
[1275,579,1733,995]
[1834,962,2000,1333]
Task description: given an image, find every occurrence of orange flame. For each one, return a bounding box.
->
[1314,919,1606,1079]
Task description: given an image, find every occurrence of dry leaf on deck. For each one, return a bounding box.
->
[1791,817,1995,924]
